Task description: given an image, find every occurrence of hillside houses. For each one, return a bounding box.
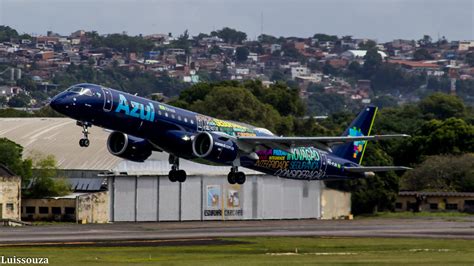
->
[0,27,473,109]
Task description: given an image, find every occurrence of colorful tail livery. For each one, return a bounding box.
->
[50,83,411,184]
[333,106,377,164]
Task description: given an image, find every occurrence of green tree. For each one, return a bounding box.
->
[418,93,466,120]
[270,70,286,82]
[362,47,382,78]
[0,25,19,42]
[401,154,474,192]
[0,138,32,181]
[413,48,434,61]
[171,30,191,54]
[358,40,377,50]
[257,34,278,44]
[8,93,31,107]
[418,34,432,47]
[211,27,247,44]
[24,152,71,198]
[0,96,7,107]
[313,33,338,42]
[372,95,399,109]
[189,86,282,133]
[235,46,249,62]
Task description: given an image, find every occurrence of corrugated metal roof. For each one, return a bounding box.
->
[0,118,263,176]
[68,177,105,191]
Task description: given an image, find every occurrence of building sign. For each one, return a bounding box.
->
[204,184,243,217]
[206,185,220,208]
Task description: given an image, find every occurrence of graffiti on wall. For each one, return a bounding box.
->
[254,147,326,180]
[196,115,256,137]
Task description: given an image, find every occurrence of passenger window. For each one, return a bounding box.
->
[184,117,188,123]
[158,110,162,115]
[178,115,182,121]
[191,120,194,124]
[171,114,175,119]
[165,113,168,117]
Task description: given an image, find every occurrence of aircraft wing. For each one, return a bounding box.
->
[236,134,409,152]
[344,166,412,172]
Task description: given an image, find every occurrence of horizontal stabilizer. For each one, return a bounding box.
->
[344,166,412,172]
[236,134,410,152]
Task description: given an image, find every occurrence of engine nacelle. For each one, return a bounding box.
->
[107,131,152,162]
[192,132,238,164]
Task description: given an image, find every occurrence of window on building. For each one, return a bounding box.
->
[446,203,458,210]
[395,202,403,209]
[39,207,49,214]
[25,206,35,214]
[65,207,76,215]
[407,202,417,211]
[6,203,14,211]
[430,203,438,210]
[51,207,61,215]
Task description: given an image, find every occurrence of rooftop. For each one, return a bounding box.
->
[0,118,263,176]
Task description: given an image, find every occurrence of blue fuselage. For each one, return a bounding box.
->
[50,83,363,181]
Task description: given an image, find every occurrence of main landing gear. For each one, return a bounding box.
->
[228,167,246,185]
[77,121,91,147]
[168,154,186,183]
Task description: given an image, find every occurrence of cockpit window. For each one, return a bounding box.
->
[80,88,93,96]
[67,86,93,96]
[68,86,83,93]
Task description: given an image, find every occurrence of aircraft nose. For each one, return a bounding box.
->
[50,93,70,113]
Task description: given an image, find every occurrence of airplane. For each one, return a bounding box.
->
[50,83,411,184]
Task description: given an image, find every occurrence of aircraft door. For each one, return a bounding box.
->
[102,88,113,112]
[319,153,328,178]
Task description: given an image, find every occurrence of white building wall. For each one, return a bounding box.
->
[109,175,326,222]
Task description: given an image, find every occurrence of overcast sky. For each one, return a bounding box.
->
[1,0,473,42]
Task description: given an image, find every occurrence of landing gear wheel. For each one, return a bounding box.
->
[82,138,90,147]
[169,170,177,182]
[177,170,187,182]
[236,172,246,184]
[77,121,91,148]
[79,138,90,147]
[227,172,236,184]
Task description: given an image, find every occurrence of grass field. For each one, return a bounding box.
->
[1,237,473,265]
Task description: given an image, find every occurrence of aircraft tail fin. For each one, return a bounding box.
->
[332,106,378,164]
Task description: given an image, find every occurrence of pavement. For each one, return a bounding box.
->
[0,217,473,246]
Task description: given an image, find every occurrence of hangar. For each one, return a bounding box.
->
[0,118,351,222]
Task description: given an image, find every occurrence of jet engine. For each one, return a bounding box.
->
[192,132,238,164]
[107,131,152,162]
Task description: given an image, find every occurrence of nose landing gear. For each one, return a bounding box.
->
[168,154,187,182]
[228,167,246,185]
[77,121,91,147]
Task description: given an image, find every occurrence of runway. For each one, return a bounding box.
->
[0,217,473,246]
